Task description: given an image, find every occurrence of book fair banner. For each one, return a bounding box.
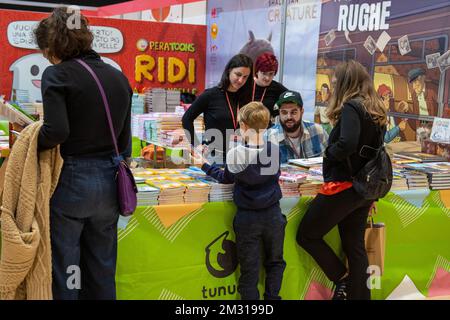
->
[315,0,450,142]
[0,9,206,103]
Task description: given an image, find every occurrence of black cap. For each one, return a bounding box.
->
[408,68,425,83]
[276,90,303,108]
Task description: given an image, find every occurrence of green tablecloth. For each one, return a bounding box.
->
[116,191,450,300]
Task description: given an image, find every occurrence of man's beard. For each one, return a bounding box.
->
[281,119,302,133]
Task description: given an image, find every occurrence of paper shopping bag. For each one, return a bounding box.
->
[365,221,386,275]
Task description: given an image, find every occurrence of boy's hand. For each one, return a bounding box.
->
[190,148,209,166]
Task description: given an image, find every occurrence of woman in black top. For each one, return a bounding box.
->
[296,60,387,300]
[35,8,132,300]
[182,54,253,164]
[252,53,288,121]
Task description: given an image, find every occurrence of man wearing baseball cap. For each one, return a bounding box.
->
[268,90,328,163]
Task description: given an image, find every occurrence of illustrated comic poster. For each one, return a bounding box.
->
[316,0,450,142]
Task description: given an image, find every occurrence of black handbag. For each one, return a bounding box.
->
[347,125,393,201]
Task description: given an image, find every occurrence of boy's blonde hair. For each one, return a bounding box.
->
[238,102,270,133]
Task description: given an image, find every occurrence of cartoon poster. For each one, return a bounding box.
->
[0,9,206,103]
[206,0,321,121]
[316,0,450,142]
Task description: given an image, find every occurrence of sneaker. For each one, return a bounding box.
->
[332,277,348,300]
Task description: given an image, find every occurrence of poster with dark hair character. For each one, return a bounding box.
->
[316,0,450,143]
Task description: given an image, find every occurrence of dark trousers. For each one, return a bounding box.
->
[296,187,372,300]
[233,205,286,300]
[50,156,120,300]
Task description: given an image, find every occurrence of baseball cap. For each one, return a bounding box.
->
[408,68,425,83]
[276,90,303,108]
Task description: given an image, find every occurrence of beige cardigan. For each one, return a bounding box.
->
[0,121,63,299]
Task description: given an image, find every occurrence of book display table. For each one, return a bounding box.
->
[116,191,450,300]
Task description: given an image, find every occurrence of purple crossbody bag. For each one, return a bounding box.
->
[75,59,137,216]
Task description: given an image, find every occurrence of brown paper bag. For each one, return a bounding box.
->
[365,219,386,275]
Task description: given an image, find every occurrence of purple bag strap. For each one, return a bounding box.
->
[75,58,120,158]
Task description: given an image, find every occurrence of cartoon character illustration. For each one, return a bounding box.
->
[101,56,122,72]
[9,53,51,103]
[400,68,438,117]
[9,53,122,103]
[239,31,274,62]
[377,84,409,142]
[314,83,332,134]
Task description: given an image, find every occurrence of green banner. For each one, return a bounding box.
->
[116,192,450,300]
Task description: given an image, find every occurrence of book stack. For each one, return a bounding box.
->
[160,129,189,148]
[166,90,181,113]
[180,180,211,203]
[131,93,145,114]
[279,180,301,198]
[183,167,206,177]
[279,172,307,184]
[403,171,429,190]
[132,168,156,182]
[389,166,409,191]
[146,88,166,113]
[131,114,154,138]
[208,181,234,202]
[299,180,323,196]
[149,169,184,175]
[392,156,419,165]
[11,89,30,103]
[391,175,409,191]
[184,166,234,202]
[307,166,324,182]
[394,152,446,163]
[288,157,323,168]
[145,179,186,205]
[404,162,450,190]
[136,183,160,206]
[143,113,184,144]
[164,173,195,181]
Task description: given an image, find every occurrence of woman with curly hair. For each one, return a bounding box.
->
[35,7,132,300]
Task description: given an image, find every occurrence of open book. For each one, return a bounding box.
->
[0,96,37,126]
[288,157,323,168]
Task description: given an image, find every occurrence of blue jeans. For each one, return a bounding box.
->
[50,156,120,300]
[233,204,287,300]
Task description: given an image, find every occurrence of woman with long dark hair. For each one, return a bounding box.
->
[35,7,132,299]
[182,54,253,164]
[296,60,387,300]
